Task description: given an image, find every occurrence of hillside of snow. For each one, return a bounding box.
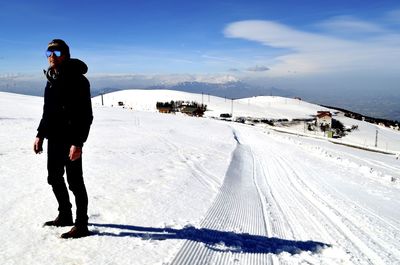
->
[91,89,331,120]
[1,91,400,265]
[92,89,400,152]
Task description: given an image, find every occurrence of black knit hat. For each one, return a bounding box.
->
[47,39,70,58]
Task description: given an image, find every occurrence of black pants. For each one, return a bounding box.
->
[47,140,88,226]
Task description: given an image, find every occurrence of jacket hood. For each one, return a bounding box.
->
[63,58,88,75]
[45,58,88,83]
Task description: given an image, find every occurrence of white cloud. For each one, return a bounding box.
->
[246,65,270,72]
[201,54,232,62]
[224,19,400,77]
[89,73,239,89]
[0,73,42,84]
[225,20,345,52]
[318,16,387,34]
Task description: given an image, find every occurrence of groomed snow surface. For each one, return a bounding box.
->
[1,91,400,265]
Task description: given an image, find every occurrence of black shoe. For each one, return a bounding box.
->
[43,214,73,227]
[61,226,90,239]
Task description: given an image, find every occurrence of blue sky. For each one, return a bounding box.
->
[1,0,400,100]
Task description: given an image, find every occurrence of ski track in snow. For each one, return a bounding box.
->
[169,125,400,265]
[169,128,329,265]
[170,135,271,264]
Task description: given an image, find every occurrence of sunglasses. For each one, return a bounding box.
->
[46,50,62,58]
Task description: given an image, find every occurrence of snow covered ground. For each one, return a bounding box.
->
[93,89,400,153]
[92,89,330,120]
[1,91,400,264]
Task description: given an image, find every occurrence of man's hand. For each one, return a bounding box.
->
[69,145,82,161]
[33,137,43,154]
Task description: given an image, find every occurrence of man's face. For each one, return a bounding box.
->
[46,50,66,69]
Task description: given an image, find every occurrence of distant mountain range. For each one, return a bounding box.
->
[151,81,292,99]
[91,81,294,104]
[92,81,400,122]
[2,79,399,122]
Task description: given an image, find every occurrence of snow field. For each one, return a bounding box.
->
[1,91,400,264]
[1,92,236,264]
[234,124,400,264]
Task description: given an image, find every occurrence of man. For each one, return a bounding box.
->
[34,39,93,239]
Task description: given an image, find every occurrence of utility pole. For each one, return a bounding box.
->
[101,93,104,106]
[375,129,378,147]
[231,98,234,118]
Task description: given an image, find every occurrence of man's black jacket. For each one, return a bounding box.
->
[37,58,93,147]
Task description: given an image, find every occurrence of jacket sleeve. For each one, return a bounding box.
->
[36,82,50,139]
[69,75,93,147]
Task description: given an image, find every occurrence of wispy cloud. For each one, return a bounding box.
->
[224,18,400,76]
[89,73,239,89]
[201,54,230,62]
[0,73,39,81]
[318,16,388,34]
[385,9,400,24]
[246,65,270,72]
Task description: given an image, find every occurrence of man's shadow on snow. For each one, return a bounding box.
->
[90,223,331,254]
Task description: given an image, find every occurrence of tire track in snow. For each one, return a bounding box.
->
[274,155,400,264]
[252,135,400,265]
[252,153,296,241]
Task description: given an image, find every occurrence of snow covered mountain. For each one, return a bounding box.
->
[1,91,400,265]
[92,89,400,152]
[156,81,291,99]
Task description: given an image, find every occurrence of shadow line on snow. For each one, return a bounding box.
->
[90,223,331,254]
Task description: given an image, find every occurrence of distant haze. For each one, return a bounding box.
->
[3,78,399,122]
